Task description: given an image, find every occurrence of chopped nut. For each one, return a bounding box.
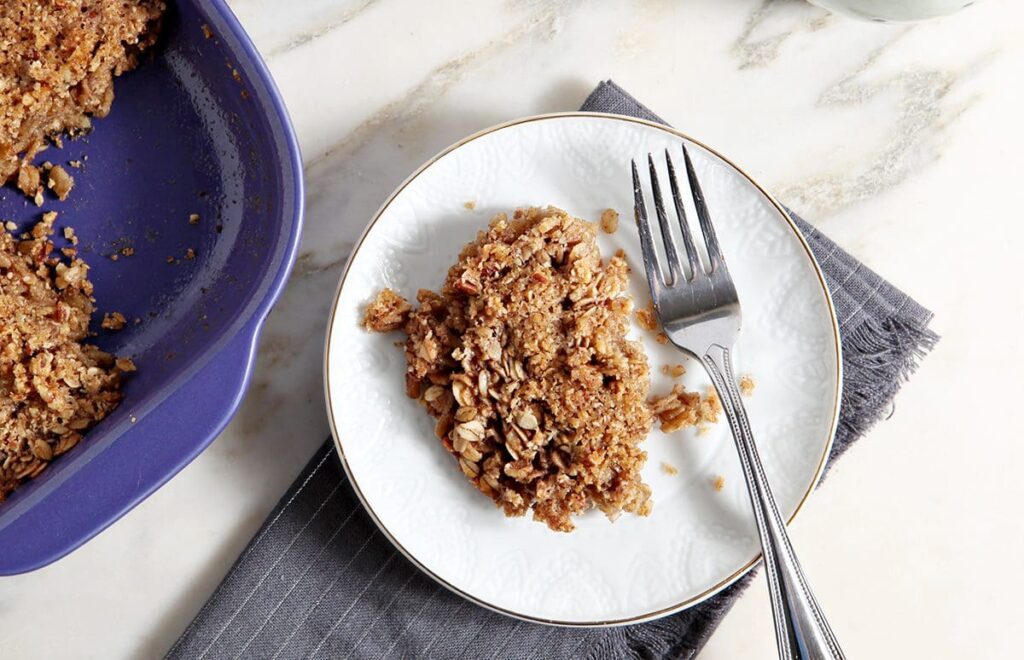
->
[185,247,196,260]
[101,311,126,331]
[47,164,74,200]
[120,246,134,257]
[599,208,619,234]
[188,213,200,225]
[655,332,669,345]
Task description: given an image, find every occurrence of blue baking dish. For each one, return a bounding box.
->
[0,0,303,574]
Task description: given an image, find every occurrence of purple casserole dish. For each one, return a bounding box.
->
[0,0,303,574]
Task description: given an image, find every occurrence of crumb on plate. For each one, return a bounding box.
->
[649,384,721,433]
[363,288,412,332]
[660,364,686,378]
[599,208,619,234]
[635,301,659,332]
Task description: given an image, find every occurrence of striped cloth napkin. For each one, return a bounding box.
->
[168,81,937,660]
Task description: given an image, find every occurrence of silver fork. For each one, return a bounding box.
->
[632,145,845,660]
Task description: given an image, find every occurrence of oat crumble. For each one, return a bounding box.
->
[739,374,755,396]
[0,212,133,501]
[0,1,165,201]
[713,475,726,491]
[367,207,654,532]
[661,462,678,476]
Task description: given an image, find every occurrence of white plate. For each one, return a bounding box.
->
[324,113,841,626]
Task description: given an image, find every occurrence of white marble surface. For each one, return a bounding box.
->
[2,0,1023,657]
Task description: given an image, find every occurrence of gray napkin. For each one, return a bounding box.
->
[169,81,936,660]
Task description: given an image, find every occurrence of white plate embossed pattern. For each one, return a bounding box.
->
[325,114,841,626]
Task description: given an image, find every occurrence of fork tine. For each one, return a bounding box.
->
[664,149,702,279]
[681,143,724,272]
[632,159,665,290]
[647,154,685,285]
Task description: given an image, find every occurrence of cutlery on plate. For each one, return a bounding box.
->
[631,145,845,660]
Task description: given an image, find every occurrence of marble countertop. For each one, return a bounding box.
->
[3,1,1023,657]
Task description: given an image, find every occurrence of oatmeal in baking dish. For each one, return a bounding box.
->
[0,0,165,202]
[0,212,135,501]
[366,207,654,532]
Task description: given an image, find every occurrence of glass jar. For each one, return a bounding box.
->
[807,0,975,22]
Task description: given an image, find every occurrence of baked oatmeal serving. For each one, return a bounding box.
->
[0,212,134,501]
[0,0,165,202]
[366,207,654,532]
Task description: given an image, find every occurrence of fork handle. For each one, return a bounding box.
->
[702,344,845,660]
